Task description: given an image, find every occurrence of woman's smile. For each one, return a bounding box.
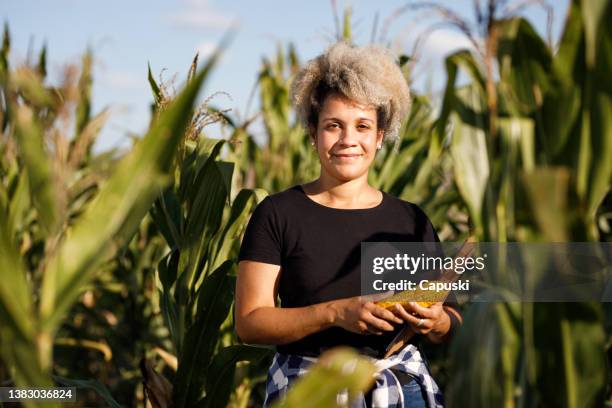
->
[332,153,363,161]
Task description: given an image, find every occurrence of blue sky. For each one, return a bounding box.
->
[3,0,569,151]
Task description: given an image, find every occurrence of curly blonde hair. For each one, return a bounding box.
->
[291,41,411,146]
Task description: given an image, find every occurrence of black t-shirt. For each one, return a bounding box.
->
[237,184,440,357]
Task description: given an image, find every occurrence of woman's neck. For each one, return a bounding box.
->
[302,174,381,209]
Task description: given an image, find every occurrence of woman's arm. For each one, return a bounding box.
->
[235,260,403,345]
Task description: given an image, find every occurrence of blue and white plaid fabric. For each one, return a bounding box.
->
[263,344,444,408]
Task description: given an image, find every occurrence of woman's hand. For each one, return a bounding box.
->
[391,302,451,343]
[329,294,404,335]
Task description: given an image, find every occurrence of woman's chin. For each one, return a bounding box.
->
[328,167,367,182]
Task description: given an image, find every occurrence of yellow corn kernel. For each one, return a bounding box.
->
[374,286,448,310]
[376,300,437,309]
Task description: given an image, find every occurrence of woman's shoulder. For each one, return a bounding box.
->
[384,194,439,241]
[260,185,303,206]
[382,193,430,220]
[252,185,305,218]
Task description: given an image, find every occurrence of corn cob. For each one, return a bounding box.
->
[375,287,448,309]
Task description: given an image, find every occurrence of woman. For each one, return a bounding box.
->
[235,41,460,408]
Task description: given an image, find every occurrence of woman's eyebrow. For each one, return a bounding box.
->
[321,117,374,122]
[321,116,343,122]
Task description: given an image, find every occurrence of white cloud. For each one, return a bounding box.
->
[102,70,143,91]
[421,29,477,58]
[169,0,239,31]
[195,40,217,58]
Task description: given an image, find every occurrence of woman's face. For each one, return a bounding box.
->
[312,93,384,182]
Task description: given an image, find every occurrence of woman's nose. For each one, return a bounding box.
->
[339,127,358,146]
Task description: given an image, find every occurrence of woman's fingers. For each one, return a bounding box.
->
[355,319,388,335]
[393,304,432,331]
[344,295,404,335]
[400,301,436,319]
[362,311,396,332]
[369,303,403,324]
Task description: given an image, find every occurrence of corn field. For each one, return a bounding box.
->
[0,0,611,407]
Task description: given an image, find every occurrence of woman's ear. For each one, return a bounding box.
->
[308,125,317,146]
[376,130,384,149]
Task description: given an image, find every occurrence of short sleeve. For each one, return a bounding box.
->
[238,196,282,265]
[411,203,441,243]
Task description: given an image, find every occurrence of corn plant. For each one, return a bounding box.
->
[0,23,215,406]
[142,59,274,408]
[419,0,612,406]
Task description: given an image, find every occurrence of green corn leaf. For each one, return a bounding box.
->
[13,104,62,236]
[217,160,234,202]
[151,188,183,250]
[53,375,122,408]
[199,345,272,408]
[288,42,299,71]
[499,116,534,165]
[0,328,55,398]
[11,68,53,108]
[0,219,35,346]
[148,62,162,106]
[158,249,179,292]
[342,7,352,43]
[178,140,227,290]
[179,138,224,203]
[208,188,267,271]
[0,179,7,215]
[447,303,520,407]
[533,303,606,407]
[68,108,110,168]
[0,220,52,390]
[450,110,489,234]
[496,17,552,116]
[7,170,31,236]
[540,83,581,157]
[160,288,181,356]
[580,0,608,67]
[0,22,9,75]
[173,260,235,407]
[37,43,47,79]
[521,167,573,241]
[585,1,612,222]
[553,1,584,84]
[434,50,486,159]
[259,66,290,155]
[587,92,612,219]
[75,50,92,137]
